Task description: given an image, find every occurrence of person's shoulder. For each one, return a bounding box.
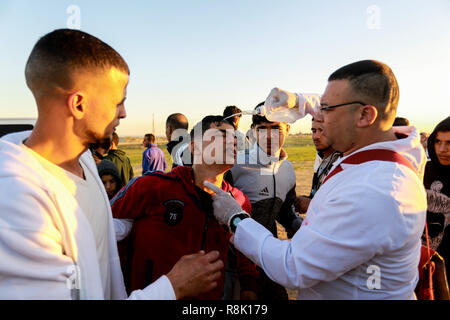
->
[275,159,295,185]
[103,153,116,161]
[0,174,57,231]
[0,141,53,194]
[141,167,182,185]
[279,158,295,171]
[226,182,250,207]
[143,169,175,179]
[322,166,386,198]
[113,170,179,199]
[424,160,437,176]
[326,165,423,211]
[112,149,128,160]
[157,146,166,154]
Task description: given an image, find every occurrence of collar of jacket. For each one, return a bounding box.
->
[170,165,234,200]
[245,143,287,167]
[107,149,126,160]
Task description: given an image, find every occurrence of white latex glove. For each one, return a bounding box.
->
[203,181,248,226]
[259,87,321,123]
[263,87,299,113]
[114,218,133,241]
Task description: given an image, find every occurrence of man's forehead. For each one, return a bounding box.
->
[321,79,352,103]
[104,67,129,94]
[311,121,324,129]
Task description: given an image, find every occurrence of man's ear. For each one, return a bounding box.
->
[67,92,86,120]
[167,125,173,139]
[285,124,291,134]
[357,105,378,128]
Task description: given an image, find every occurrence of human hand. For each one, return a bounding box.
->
[294,195,311,213]
[166,250,224,299]
[203,181,245,226]
[263,87,299,113]
[261,88,321,122]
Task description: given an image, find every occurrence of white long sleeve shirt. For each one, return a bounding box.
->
[234,126,427,299]
[0,131,175,300]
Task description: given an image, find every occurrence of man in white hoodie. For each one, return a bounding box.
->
[0,29,223,300]
[206,60,428,299]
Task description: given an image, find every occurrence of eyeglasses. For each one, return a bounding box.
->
[319,101,366,111]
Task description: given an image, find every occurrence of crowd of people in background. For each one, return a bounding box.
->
[89,105,450,301]
[0,28,449,301]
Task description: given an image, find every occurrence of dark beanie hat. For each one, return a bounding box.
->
[97,159,123,188]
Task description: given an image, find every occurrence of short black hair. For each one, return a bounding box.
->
[393,117,410,126]
[166,113,188,130]
[252,101,271,125]
[328,60,399,122]
[111,132,119,146]
[190,115,233,141]
[223,106,242,119]
[145,133,155,143]
[427,116,450,166]
[91,138,111,153]
[25,29,129,93]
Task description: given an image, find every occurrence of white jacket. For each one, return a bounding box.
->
[0,131,174,300]
[234,126,427,299]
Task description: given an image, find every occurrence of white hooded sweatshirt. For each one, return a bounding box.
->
[234,126,427,299]
[0,131,174,300]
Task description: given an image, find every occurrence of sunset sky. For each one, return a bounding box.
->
[0,0,449,137]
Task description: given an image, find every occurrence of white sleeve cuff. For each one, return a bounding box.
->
[113,218,133,241]
[127,275,176,300]
[234,217,300,290]
[296,93,322,118]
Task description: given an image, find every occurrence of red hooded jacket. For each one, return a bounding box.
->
[111,166,258,299]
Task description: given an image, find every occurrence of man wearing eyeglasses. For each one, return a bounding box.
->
[206,60,427,299]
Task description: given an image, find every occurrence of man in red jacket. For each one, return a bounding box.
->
[112,115,259,299]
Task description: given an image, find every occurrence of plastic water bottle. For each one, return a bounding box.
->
[222,92,320,124]
[254,104,303,123]
[256,92,322,123]
[223,107,302,123]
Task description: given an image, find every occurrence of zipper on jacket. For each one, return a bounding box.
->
[199,190,235,250]
[200,214,209,250]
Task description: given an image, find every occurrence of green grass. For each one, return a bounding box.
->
[120,138,173,176]
[119,135,316,176]
[283,135,317,171]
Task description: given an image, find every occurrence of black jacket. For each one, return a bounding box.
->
[423,116,450,283]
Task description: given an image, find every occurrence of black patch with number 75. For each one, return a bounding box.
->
[163,199,185,226]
